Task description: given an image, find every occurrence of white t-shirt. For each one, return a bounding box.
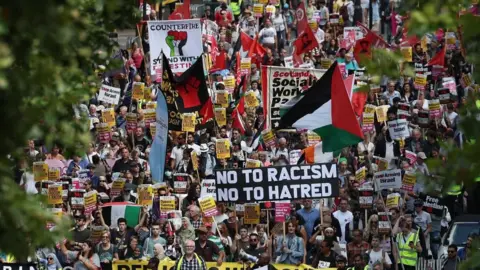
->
[259,27,277,45]
[272,14,285,32]
[413,211,432,232]
[315,28,325,44]
[368,249,392,269]
[187,143,201,155]
[385,141,395,168]
[170,146,185,169]
[332,210,353,243]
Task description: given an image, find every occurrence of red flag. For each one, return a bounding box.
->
[168,0,191,20]
[427,46,446,67]
[295,2,308,35]
[353,33,373,63]
[200,98,214,125]
[247,34,266,65]
[236,96,245,115]
[356,22,390,49]
[210,51,227,72]
[232,103,246,134]
[391,10,398,37]
[293,26,319,55]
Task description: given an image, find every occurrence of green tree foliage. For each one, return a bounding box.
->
[0,0,136,260]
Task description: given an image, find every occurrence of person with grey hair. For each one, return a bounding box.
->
[174,239,207,270]
[189,205,203,229]
[271,137,289,166]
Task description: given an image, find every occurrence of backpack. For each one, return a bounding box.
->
[339,2,350,22]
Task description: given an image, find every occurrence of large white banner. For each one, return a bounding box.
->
[261,66,326,129]
[148,19,203,75]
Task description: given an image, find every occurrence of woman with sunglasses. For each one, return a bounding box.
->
[95,232,117,270]
[38,253,62,270]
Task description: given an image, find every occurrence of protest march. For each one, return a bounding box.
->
[4,0,480,270]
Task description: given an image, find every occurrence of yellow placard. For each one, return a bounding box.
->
[253,3,264,16]
[160,196,176,212]
[375,105,390,123]
[146,101,157,109]
[110,179,126,197]
[144,86,152,101]
[102,108,116,128]
[240,58,251,71]
[244,203,260,224]
[181,113,196,133]
[199,196,217,217]
[414,73,427,86]
[265,5,275,13]
[216,139,231,159]
[214,107,227,127]
[150,123,157,138]
[461,73,472,87]
[246,159,262,168]
[132,82,145,100]
[215,91,229,108]
[112,260,337,270]
[362,112,374,125]
[321,59,332,69]
[48,168,60,181]
[421,36,428,52]
[386,194,400,208]
[48,184,63,205]
[355,167,366,182]
[191,151,199,171]
[33,162,49,182]
[364,104,377,114]
[429,99,441,111]
[401,47,413,62]
[376,157,388,172]
[137,185,153,206]
[258,0,268,4]
[262,129,276,147]
[403,172,417,186]
[309,20,318,30]
[245,91,259,108]
[143,108,156,124]
[223,76,236,92]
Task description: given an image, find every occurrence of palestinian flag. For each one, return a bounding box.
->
[344,75,367,117]
[101,202,141,228]
[278,62,364,152]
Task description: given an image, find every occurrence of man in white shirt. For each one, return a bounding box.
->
[170,134,186,171]
[367,235,392,269]
[333,198,353,244]
[271,137,289,166]
[186,133,201,155]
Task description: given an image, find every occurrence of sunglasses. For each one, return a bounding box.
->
[48,257,54,261]
[250,239,258,242]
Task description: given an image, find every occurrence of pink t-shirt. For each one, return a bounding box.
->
[132,48,144,69]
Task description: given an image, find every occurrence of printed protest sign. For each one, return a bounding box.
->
[253,3,264,17]
[144,86,152,101]
[355,167,366,182]
[215,90,229,107]
[343,27,364,41]
[284,56,293,68]
[375,105,390,122]
[375,156,388,172]
[321,59,333,69]
[378,212,391,233]
[214,107,227,126]
[98,85,121,105]
[401,47,413,62]
[386,193,400,209]
[97,123,112,143]
[414,73,427,90]
[70,189,85,209]
[110,179,125,197]
[402,172,416,192]
[330,13,340,24]
[215,163,340,202]
[244,203,260,224]
[358,187,374,209]
[132,82,145,100]
[200,179,216,200]
[143,108,156,127]
[84,191,97,214]
[126,113,138,132]
[362,112,374,132]
[102,108,116,128]
[307,131,321,146]
[261,129,276,147]
[405,150,417,165]
[48,184,63,205]
[191,151,199,171]
[173,173,189,193]
[48,168,60,181]
[420,194,444,216]
[223,76,236,93]
[33,162,49,182]
[240,58,251,75]
[199,195,218,217]
[245,91,259,108]
[215,139,231,159]
[289,150,302,165]
[388,119,410,140]
[261,66,325,129]
[181,113,196,132]
[374,169,402,190]
[438,88,451,104]
[429,99,441,118]
[138,185,153,206]
[246,159,262,168]
[275,201,291,222]
[160,196,176,212]
[364,104,376,114]
[418,110,430,127]
[148,19,203,74]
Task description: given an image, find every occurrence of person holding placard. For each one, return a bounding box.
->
[275,221,305,265]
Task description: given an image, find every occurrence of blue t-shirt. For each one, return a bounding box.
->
[297,208,320,238]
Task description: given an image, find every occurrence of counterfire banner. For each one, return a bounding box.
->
[261,66,326,129]
[215,163,339,202]
[148,19,203,74]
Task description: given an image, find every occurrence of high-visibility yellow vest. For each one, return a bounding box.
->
[176,253,202,270]
[347,266,370,270]
[230,0,242,15]
[447,184,462,196]
[397,230,419,266]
